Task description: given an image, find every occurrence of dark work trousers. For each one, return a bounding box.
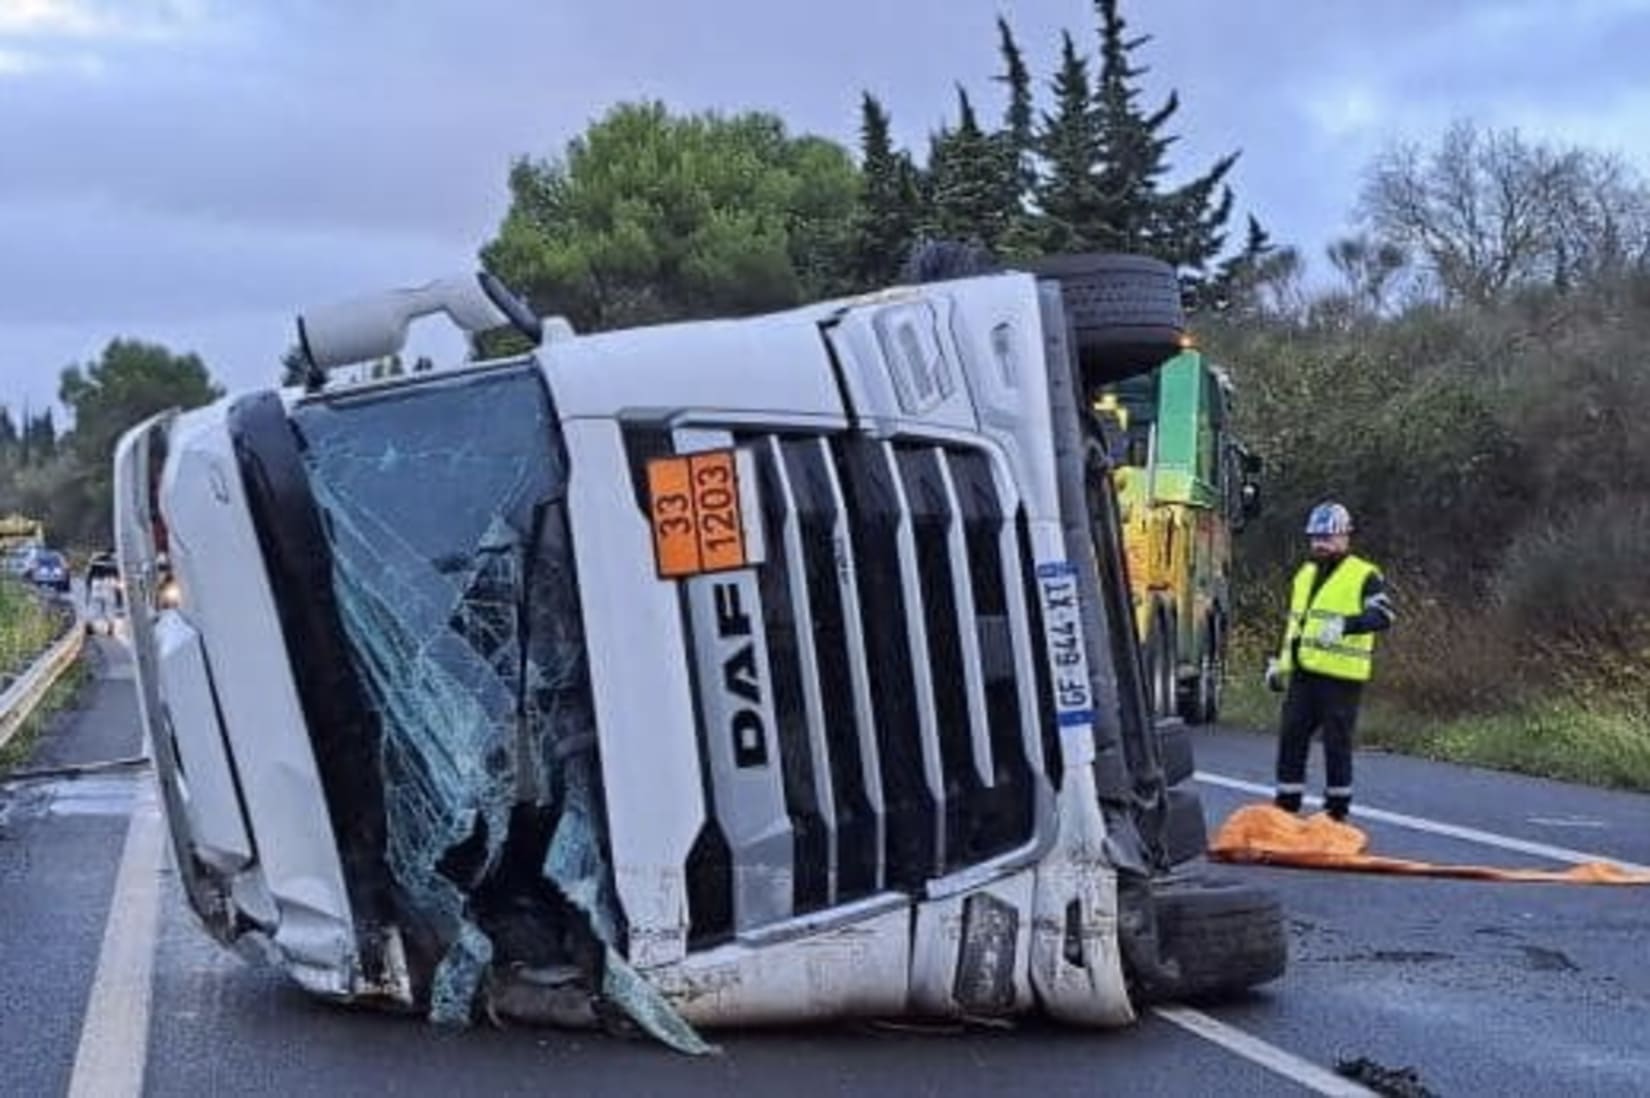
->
[1274,670,1364,819]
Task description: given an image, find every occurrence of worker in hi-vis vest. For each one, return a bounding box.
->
[1264,502,1395,821]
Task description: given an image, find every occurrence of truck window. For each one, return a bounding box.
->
[1196,368,1220,490]
[290,364,600,950]
[1113,372,1159,466]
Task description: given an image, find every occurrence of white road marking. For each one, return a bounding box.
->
[1196,771,1650,874]
[68,779,164,1098]
[1152,1005,1377,1096]
[1526,815,1606,830]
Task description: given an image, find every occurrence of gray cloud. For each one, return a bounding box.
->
[3,0,1647,413]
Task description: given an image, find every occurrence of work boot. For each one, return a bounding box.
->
[1325,794,1352,822]
[1273,791,1303,814]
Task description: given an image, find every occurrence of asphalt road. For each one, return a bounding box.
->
[3,639,1647,1097]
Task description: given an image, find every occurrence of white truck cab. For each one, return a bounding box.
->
[115,259,1282,1050]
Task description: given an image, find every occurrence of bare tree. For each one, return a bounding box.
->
[1550,152,1650,287]
[1326,233,1409,315]
[1249,245,1309,320]
[1360,120,1650,303]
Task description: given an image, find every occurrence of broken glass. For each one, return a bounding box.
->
[292,364,709,1052]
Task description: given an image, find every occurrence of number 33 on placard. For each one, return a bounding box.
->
[646,449,752,578]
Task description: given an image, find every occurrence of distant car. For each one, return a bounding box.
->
[28,549,70,593]
[85,551,125,627]
[85,551,120,587]
[4,545,40,577]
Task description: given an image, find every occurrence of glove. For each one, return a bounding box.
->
[1264,658,1286,693]
[1317,615,1346,645]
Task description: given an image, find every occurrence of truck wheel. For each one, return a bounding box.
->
[1140,877,1287,1003]
[1183,632,1222,725]
[1143,616,1175,720]
[1021,253,1186,387]
[1157,615,1179,720]
[1141,619,1159,718]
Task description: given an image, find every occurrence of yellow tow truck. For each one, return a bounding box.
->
[1096,346,1260,723]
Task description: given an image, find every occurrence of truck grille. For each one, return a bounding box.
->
[666,430,1054,943]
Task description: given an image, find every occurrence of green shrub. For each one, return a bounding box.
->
[1205,274,1650,787]
[1422,700,1650,791]
[1496,499,1650,655]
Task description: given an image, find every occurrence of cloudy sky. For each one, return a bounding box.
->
[3,0,1649,414]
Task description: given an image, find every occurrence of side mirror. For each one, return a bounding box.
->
[296,272,542,374]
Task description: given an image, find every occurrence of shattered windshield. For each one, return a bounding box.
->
[288,364,707,1052]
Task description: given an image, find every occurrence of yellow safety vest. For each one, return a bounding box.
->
[1278,556,1380,683]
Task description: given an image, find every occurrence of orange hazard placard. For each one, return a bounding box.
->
[646,449,750,579]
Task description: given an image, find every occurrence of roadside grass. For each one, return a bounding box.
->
[0,579,68,685]
[1389,700,1650,791]
[0,655,89,773]
[1218,664,1650,793]
[0,578,85,774]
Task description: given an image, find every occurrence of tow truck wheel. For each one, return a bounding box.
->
[1138,877,1287,1003]
[1183,628,1222,725]
[1144,614,1176,720]
[1157,614,1178,720]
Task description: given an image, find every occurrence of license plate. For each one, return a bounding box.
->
[1036,561,1094,729]
[647,449,756,579]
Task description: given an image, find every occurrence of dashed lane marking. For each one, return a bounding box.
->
[67,779,163,1098]
[1152,1006,1377,1096]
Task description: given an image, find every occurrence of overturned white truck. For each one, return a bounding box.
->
[114,256,1283,1050]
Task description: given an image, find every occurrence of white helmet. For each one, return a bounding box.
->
[1304,501,1353,536]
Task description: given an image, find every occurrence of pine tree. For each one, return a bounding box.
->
[1035,32,1104,253]
[927,87,1009,248]
[1208,214,1274,310]
[854,93,924,285]
[992,17,1040,256]
[1090,0,1163,248]
[1157,167,1237,269]
[996,17,1034,163]
[0,408,17,455]
[1089,0,1236,265]
[23,410,56,465]
[855,0,1260,281]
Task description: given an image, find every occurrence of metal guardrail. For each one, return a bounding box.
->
[0,605,86,753]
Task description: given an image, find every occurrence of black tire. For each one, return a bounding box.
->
[1142,616,1171,720]
[1161,786,1209,866]
[1142,878,1287,1002]
[1020,253,1186,387]
[1156,613,1178,721]
[1157,720,1194,786]
[1183,626,1222,726]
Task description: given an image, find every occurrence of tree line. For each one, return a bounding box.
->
[1206,122,1650,739]
[5,0,1649,741]
[0,340,220,550]
[482,0,1269,330]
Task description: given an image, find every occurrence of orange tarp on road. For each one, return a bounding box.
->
[1209,804,1650,885]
